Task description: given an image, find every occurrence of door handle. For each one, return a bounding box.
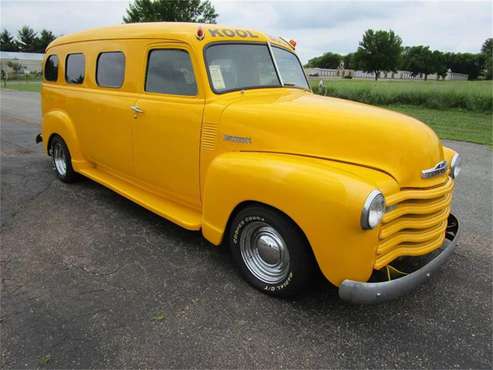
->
[130,105,144,114]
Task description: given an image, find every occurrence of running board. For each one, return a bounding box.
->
[78,167,202,231]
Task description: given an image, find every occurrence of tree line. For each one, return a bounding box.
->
[306,30,493,80]
[0,26,56,53]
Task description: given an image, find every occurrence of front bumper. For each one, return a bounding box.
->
[339,214,459,304]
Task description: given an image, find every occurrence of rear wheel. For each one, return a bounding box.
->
[228,205,315,297]
[50,135,78,183]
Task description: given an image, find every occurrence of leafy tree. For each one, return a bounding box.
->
[123,0,218,23]
[0,29,18,51]
[305,52,342,69]
[304,55,321,68]
[444,52,483,80]
[37,29,56,53]
[17,25,38,52]
[481,38,493,80]
[343,52,358,70]
[354,29,402,80]
[7,60,25,74]
[401,45,435,80]
[431,50,448,80]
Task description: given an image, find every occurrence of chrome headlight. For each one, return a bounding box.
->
[451,153,462,179]
[361,190,385,230]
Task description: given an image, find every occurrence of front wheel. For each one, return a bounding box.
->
[50,135,78,183]
[228,205,316,297]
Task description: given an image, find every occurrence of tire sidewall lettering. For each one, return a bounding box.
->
[232,215,265,245]
[264,271,293,291]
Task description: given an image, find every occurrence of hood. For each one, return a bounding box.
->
[219,89,446,188]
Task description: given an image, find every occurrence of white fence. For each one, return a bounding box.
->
[304,67,469,81]
[0,51,43,74]
[444,72,468,81]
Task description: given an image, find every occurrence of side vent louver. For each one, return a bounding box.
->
[201,122,217,151]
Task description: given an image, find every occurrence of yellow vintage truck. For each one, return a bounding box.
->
[38,22,461,303]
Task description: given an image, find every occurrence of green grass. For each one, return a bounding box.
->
[312,79,493,112]
[386,104,492,146]
[0,80,41,92]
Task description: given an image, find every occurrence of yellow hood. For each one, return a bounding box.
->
[219,89,446,188]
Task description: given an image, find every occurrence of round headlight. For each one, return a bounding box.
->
[361,190,385,230]
[451,153,462,179]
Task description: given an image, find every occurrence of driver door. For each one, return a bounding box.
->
[132,43,204,209]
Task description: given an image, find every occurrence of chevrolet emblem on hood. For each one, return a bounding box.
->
[421,160,448,179]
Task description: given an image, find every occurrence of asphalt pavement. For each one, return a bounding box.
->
[1,89,492,369]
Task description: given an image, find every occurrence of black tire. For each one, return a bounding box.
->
[228,205,316,297]
[49,135,78,183]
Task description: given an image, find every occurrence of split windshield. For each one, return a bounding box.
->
[204,43,309,93]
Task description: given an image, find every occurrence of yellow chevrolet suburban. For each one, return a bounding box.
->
[38,22,461,303]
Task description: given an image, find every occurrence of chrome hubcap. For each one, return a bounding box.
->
[239,221,290,284]
[53,142,67,176]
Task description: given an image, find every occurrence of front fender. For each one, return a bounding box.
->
[443,145,457,164]
[42,110,85,168]
[201,152,398,285]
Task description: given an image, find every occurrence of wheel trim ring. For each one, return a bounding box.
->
[53,142,67,176]
[239,221,290,285]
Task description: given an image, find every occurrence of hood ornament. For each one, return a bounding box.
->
[421,160,448,179]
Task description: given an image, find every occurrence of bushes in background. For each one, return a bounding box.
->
[312,80,493,113]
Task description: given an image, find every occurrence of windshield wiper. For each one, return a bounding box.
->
[282,82,311,92]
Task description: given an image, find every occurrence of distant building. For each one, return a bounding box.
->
[0,51,44,75]
[304,67,469,81]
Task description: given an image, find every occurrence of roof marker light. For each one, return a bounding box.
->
[196,26,205,41]
[289,39,297,49]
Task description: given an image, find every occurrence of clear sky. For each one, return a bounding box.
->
[1,0,492,62]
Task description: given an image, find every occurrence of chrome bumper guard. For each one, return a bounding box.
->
[339,214,459,304]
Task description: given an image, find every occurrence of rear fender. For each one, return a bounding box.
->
[43,110,85,169]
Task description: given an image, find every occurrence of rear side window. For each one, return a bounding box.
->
[145,49,197,96]
[44,55,58,81]
[65,53,85,84]
[96,52,125,88]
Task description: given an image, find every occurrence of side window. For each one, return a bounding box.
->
[145,49,197,96]
[44,55,58,81]
[96,52,125,88]
[65,53,85,84]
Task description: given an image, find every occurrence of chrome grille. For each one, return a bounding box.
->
[375,177,454,270]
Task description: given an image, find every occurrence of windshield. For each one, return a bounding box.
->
[272,46,309,89]
[204,43,308,93]
[205,44,280,93]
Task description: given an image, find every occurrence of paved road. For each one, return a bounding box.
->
[1,90,492,369]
